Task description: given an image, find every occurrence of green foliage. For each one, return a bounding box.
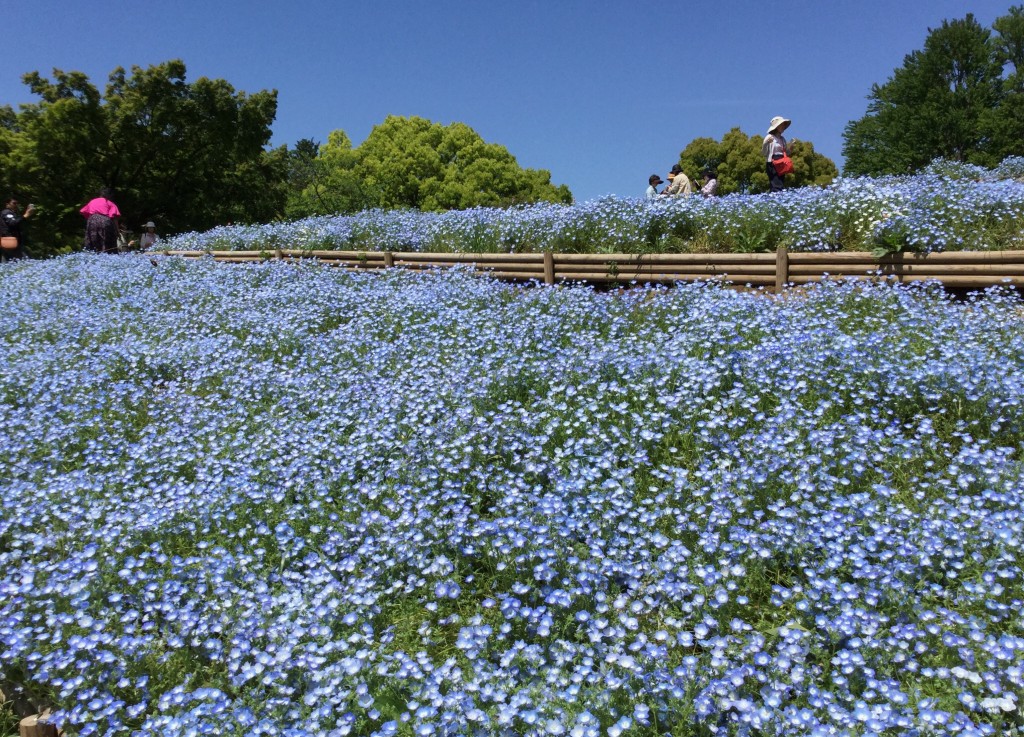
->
[0,60,285,256]
[844,7,1024,175]
[982,6,1024,161]
[674,136,720,183]
[285,116,573,218]
[789,138,840,187]
[871,217,913,258]
[284,132,372,218]
[164,158,1024,258]
[678,127,837,195]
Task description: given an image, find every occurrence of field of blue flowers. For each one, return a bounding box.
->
[1,254,1023,737]
[160,159,1024,257]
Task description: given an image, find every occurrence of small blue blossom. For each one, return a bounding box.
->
[1,254,1022,736]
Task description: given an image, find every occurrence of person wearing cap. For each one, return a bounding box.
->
[646,174,664,200]
[139,221,159,249]
[662,164,693,197]
[762,116,791,193]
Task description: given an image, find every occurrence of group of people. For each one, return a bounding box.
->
[0,187,159,261]
[646,167,718,200]
[80,188,159,253]
[7,120,798,260]
[645,115,793,199]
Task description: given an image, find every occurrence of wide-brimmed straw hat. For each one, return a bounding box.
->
[768,116,791,134]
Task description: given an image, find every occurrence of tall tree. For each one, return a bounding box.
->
[286,115,572,218]
[842,11,1019,175]
[286,131,371,217]
[789,139,840,188]
[0,105,23,205]
[982,6,1024,162]
[3,60,285,254]
[677,127,836,195]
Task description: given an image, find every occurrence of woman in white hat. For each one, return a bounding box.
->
[139,221,159,249]
[762,116,791,193]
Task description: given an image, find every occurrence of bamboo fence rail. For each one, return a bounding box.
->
[159,247,1024,293]
[18,713,57,737]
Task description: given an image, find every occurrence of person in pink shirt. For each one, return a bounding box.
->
[80,187,122,253]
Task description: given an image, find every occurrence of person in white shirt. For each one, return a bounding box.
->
[762,116,791,193]
[699,169,718,197]
[140,221,159,249]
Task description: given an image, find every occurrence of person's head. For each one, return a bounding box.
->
[99,187,114,200]
[669,164,684,176]
[768,116,791,135]
[649,174,664,187]
[144,221,156,231]
[702,169,716,181]
[4,195,18,210]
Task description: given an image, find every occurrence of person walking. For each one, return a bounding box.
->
[1,196,34,262]
[80,187,122,253]
[762,116,791,193]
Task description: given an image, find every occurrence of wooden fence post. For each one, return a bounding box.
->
[543,252,555,285]
[383,252,394,270]
[19,712,57,737]
[775,245,789,294]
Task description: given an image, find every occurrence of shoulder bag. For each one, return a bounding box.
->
[773,153,794,176]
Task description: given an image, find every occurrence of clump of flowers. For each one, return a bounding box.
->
[158,162,1024,256]
[1,254,1023,736]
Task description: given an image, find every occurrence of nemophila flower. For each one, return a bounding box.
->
[2,255,1024,735]
[158,163,1024,256]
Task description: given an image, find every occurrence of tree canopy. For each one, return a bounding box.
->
[286,116,572,217]
[2,68,572,253]
[1,60,285,255]
[843,7,1024,176]
[676,127,837,195]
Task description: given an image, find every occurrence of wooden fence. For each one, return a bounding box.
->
[161,247,1024,293]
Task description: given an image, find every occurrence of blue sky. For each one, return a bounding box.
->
[1,1,1014,203]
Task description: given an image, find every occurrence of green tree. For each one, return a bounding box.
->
[352,116,571,211]
[2,60,285,255]
[842,11,1017,175]
[285,116,571,216]
[982,6,1024,162]
[678,127,836,195]
[674,136,722,188]
[285,138,324,218]
[10,69,106,248]
[790,139,839,187]
[0,105,24,204]
[285,132,372,218]
[285,117,571,218]
[355,116,439,209]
